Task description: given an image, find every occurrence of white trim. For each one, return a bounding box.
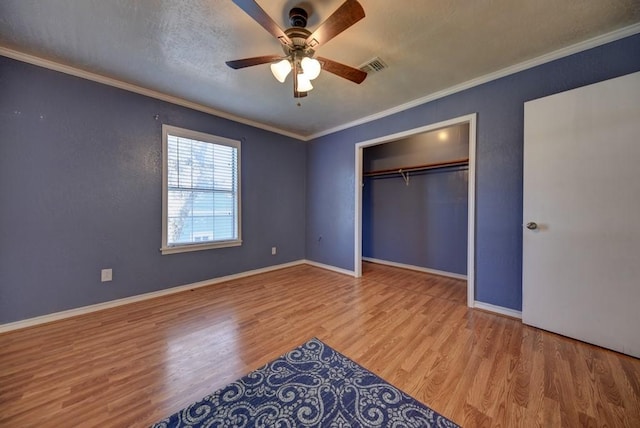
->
[362,257,467,280]
[0,258,525,333]
[2,23,638,142]
[467,115,477,307]
[473,301,523,319]
[354,145,364,278]
[303,260,357,277]
[307,23,640,140]
[161,124,242,255]
[160,240,242,255]
[0,46,306,141]
[354,114,477,309]
[0,260,307,333]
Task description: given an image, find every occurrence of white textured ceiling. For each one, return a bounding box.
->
[1,1,639,139]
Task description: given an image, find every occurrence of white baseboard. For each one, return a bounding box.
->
[303,259,357,277]
[362,259,522,320]
[362,257,467,280]
[473,301,522,319]
[1,259,522,333]
[0,260,306,333]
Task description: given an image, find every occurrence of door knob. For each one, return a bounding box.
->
[526,222,538,230]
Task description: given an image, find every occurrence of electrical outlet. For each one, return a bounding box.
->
[271,247,277,255]
[101,268,113,282]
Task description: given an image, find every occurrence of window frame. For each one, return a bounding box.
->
[161,124,242,255]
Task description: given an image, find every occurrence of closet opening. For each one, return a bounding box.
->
[354,114,476,307]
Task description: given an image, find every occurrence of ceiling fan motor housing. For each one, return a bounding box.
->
[289,7,308,28]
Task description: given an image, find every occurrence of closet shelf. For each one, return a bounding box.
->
[363,158,469,177]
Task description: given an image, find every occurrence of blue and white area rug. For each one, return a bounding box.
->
[151,338,460,427]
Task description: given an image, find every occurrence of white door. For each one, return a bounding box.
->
[523,71,640,358]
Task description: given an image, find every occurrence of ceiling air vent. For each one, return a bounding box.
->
[359,57,388,74]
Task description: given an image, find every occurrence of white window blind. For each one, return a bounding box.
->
[162,125,241,254]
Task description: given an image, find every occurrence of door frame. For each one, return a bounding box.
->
[353,113,477,307]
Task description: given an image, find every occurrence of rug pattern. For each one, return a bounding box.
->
[152,338,459,427]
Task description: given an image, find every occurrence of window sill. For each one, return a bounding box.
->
[160,239,242,255]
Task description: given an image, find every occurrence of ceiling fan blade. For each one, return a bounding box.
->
[226,55,282,69]
[317,57,367,84]
[305,0,365,48]
[232,0,292,46]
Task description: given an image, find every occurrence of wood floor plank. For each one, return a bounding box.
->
[0,262,639,427]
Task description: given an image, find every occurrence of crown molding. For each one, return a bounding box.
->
[0,46,308,141]
[2,21,639,142]
[307,22,640,140]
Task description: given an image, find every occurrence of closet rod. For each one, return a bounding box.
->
[363,158,469,177]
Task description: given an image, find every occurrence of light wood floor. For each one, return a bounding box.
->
[1,263,639,427]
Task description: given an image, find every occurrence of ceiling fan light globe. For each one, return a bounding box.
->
[297,74,314,92]
[301,57,321,80]
[270,59,292,83]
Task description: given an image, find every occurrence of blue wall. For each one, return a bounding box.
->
[361,125,469,275]
[362,167,468,274]
[0,57,306,324]
[2,34,639,323]
[305,34,640,311]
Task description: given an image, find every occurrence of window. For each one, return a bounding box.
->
[161,125,241,254]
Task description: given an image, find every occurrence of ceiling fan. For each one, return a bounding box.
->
[226,0,367,98]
